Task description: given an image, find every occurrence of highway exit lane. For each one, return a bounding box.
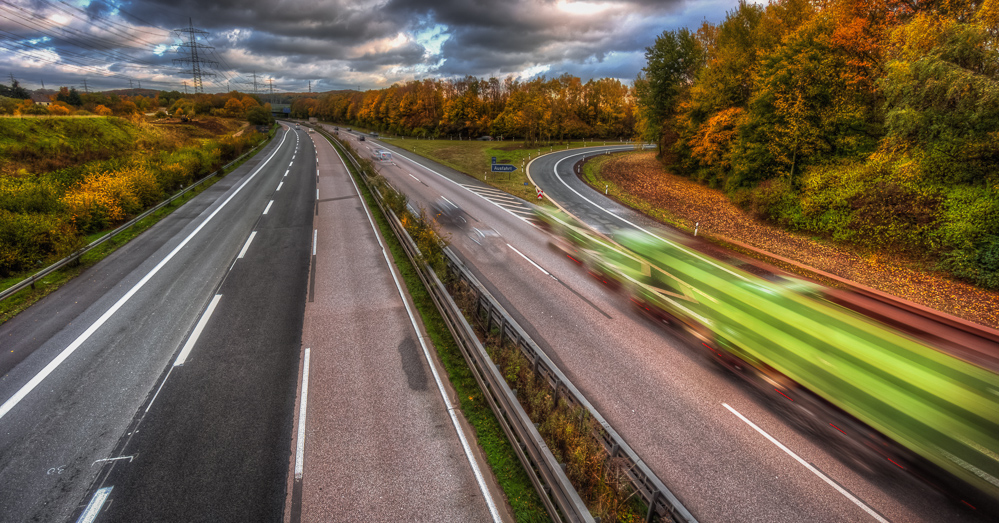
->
[347,131,990,523]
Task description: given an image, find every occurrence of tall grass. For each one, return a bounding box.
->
[0,116,261,277]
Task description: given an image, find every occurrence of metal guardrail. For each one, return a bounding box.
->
[318,124,697,523]
[0,133,273,303]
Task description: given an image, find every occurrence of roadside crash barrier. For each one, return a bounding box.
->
[316,123,696,523]
[0,130,274,304]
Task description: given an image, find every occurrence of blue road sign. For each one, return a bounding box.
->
[491,164,517,172]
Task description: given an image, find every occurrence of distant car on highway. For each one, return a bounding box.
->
[431,197,467,229]
[371,132,379,138]
[372,149,392,161]
[359,136,365,141]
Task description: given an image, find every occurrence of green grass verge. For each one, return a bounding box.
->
[0,129,275,325]
[580,151,691,232]
[326,135,551,523]
[391,138,620,206]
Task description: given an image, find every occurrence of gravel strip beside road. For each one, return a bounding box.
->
[293,131,497,522]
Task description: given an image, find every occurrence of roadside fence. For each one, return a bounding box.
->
[317,123,696,523]
[0,133,273,303]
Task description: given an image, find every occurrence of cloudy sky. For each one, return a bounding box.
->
[0,0,742,94]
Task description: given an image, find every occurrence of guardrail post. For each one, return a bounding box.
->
[315,124,696,523]
[646,490,660,522]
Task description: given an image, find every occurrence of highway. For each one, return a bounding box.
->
[290,128,499,521]
[0,125,307,522]
[0,116,990,522]
[347,128,994,523]
[0,122,503,523]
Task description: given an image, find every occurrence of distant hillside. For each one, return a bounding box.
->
[0,116,261,277]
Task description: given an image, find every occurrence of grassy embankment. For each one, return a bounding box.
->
[0,116,272,323]
[325,134,551,522]
[321,122,628,205]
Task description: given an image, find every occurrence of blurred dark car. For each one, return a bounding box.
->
[431,197,467,228]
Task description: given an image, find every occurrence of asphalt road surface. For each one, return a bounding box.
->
[288,129,500,521]
[0,125,308,522]
[344,129,993,523]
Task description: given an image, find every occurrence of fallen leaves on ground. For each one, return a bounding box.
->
[599,152,999,330]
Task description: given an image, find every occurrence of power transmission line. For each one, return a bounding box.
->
[172,18,216,94]
[0,2,165,68]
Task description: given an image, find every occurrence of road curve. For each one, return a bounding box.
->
[349,132,990,523]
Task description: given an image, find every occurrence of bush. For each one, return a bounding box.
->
[0,176,64,214]
[736,177,800,225]
[0,210,77,276]
[846,180,942,252]
[246,105,273,126]
[0,116,263,278]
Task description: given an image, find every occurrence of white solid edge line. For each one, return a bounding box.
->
[294,347,310,479]
[144,366,174,413]
[331,141,502,523]
[276,181,283,191]
[550,151,750,282]
[722,403,890,523]
[312,229,317,256]
[507,244,551,277]
[0,128,289,422]
[173,294,223,366]
[263,200,273,215]
[237,231,256,259]
[76,485,113,523]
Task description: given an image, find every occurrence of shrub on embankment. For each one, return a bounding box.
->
[632,0,999,290]
[0,116,262,277]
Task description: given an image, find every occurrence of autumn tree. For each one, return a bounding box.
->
[635,28,705,155]
[56,87,83,107]
[880,5,999,185]
[224,97,245,117]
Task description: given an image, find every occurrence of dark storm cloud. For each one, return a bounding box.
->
[121,0,402,42]
[0,0,736,92]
